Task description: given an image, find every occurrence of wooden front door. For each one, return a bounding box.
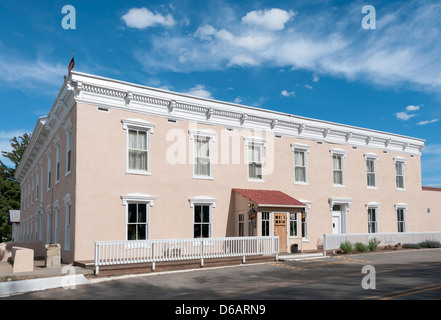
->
[274,213,287,252]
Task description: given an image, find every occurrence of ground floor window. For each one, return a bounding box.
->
[127,203,148,240]
[290,213,298,237]
[194,204,211,238]
[367,207,378,233]
[301,210,308,239]
[397,208,406,232]
[238,214,244,236]
[261,212,270,236]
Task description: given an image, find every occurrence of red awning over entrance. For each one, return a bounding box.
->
[233,188,306,208]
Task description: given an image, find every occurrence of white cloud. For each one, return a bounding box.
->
[122,8,175,29]
[281,90,295,97]
[417,119,439,125]
[312,74,320,82]
[396,105,421,121]
[242,8,295,30]
[304,84,313,90]
[0,54,65,93]
[396,111,416,121]
[183,85,213,99]
[134,2,441,93]
[406,105,420,111]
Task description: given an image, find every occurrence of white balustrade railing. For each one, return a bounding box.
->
[94,236,279,275]
[323,232,441,253]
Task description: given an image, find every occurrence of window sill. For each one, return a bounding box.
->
[126,170,152,176]
[248,178,265,183]
[367,186,378,190]
[333,184,346,188]
[294,181,308,186]
[65,171,71,177]
[396,188,406,191]
[193,175,214,180]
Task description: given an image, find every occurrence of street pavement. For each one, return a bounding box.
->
[2,248,441,302]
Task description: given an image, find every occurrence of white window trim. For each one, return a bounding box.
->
[46,150,52,192]
[63,118,72,177]
[395,203,408,232]
[45,205,51,244]
[63,194,71,251]
[53,200,59,244]
[365,153,379,189]
[330,149,346,187]
[122,118,155,176]
[189,130,216,180]
[291,143,310,185]
[121,194,155,242]
[190,198,216,240]
[245,137,266,182]
[298,199,311,241]
[394,157,406,191]
[366,202,380,233]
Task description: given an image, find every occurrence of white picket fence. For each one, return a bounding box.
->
[323,232,441,253]
[94,236,279,275]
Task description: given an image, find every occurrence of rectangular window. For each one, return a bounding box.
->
[333,155,344,185]
[367,208,378,233]
[395,162,405,189]
[194,137,211,177]
[294,150,307,183]
[238,214,244,237]
[194,205,211,238]
[66,131,72,174]
[65,204,71,250]
[366,159,377,187]
[54,207,59,244]
[56,143,60,182]
[47,156,52,190]
[128,129,148,172]
[290,213,298,237]
[397,208,406,232]
[302,211,308,239]
[261,212,270,236]
[248,144,263,180]
[36,171,39,201]
[127,203,148,240]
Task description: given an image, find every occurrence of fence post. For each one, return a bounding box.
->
[151,241,156,272]
[94,242,100,275]
[200,239,204,267]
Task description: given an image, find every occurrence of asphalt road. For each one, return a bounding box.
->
[4,249,441,305]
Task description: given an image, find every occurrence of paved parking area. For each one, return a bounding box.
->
[3,249,441,302]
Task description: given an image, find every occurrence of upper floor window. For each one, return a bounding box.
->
[190,130,216,179]
[63,118,72,176]
[292,144,310,184]
[128,129,148,171]
[55,143,60,183]
[122,119,155,175]
[394,157,406,190]
[365,153,378,188]
[245,137,266,181]
[331,149,346,186]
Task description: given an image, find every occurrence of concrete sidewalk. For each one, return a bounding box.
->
[0,260,93,298]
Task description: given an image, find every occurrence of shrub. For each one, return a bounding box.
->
[340,241,353,253]
[402,243,420,249]
[354,242,368,252]
[418,240,441,248]
[368,238,381,251]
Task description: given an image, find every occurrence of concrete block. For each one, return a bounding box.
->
[45,244,61,268]
[12,247,34,273]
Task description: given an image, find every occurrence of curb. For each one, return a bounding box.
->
[0,274,90,298]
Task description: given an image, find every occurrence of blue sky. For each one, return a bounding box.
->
[0,0,440,186]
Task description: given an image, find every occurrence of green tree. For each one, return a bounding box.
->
[0,133,31,242]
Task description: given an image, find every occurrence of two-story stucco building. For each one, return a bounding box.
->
[14,71,441,264]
